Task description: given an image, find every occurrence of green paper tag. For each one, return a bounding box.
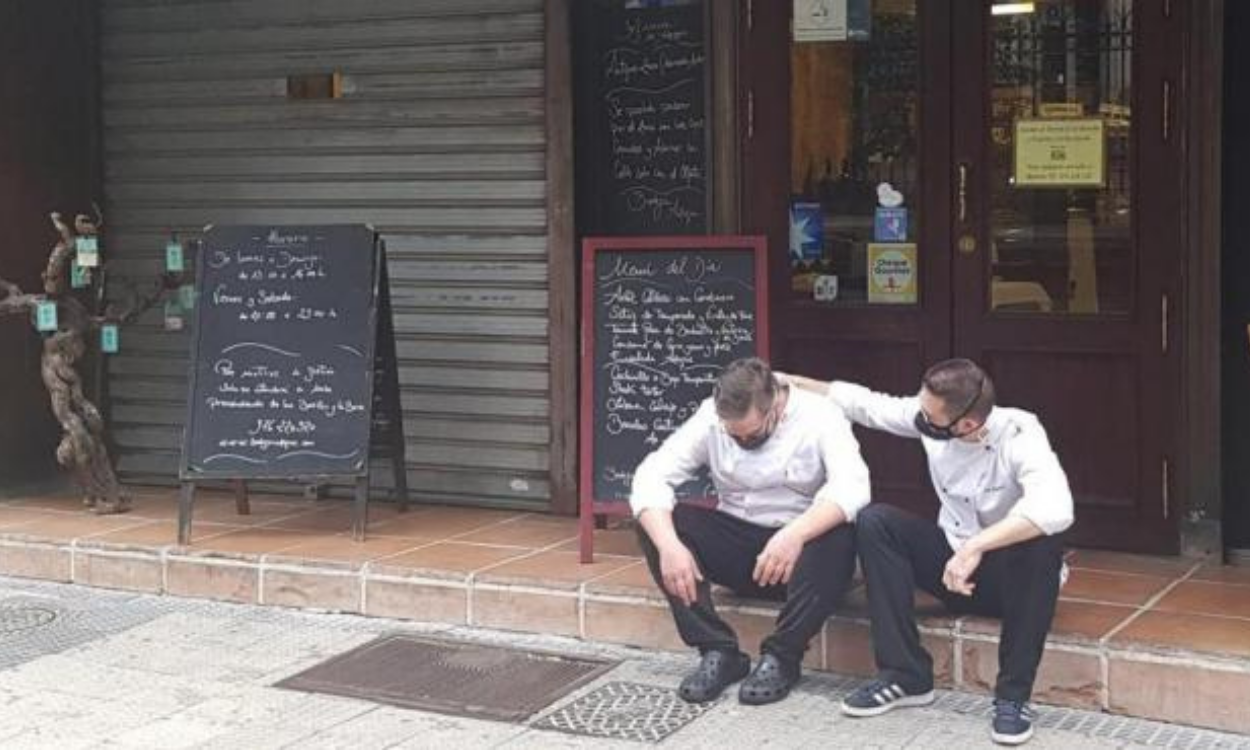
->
[71,261,92,289]
[75,236,99,268]
[35,301,58,332]
[100,324,119,354]
[165,241,185,273]
[179,284,196,310]
[163,301,185,332]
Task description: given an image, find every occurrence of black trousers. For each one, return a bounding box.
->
[856,503,1063,702]
[637,503,857,666]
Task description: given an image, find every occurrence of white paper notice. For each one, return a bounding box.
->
[794,0,848,42]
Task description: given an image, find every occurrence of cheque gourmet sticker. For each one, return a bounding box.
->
[867,244,917,304]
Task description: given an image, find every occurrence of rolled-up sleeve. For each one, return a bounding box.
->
[813,407,872,522]
[1006,422,1075,536]
[629,400,714,518]
[828,381,923,439]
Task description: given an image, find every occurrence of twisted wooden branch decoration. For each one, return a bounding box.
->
[0,209,182,514]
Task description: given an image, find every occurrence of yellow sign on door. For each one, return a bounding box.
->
[1014,118,1106,188]
[867,244,917,304]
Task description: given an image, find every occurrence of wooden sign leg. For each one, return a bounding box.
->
[579,505,596,564]
[375,249,409,513]
[391,448,409,513]
[352,475,369,541]
[178,481,196,544]
[232,479,250,515]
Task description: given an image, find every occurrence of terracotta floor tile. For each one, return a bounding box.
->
[476,550,637,589]
[187,527,323,556]
[373,541,532,576]
[1109,610,1250,659]
[192,500,313,525]
[122,492,193,520]
[367,506,526,540]
[456,516,579,548]
[557,527,643,558]
[267,534,429,567]
[1067,549,1196,579]
[1050,600,1137,641]
[584,561,659,598]
[1189,563,1250,587]
[9,494,89,513]
[0,508,64,530]
[260,503,405,533]
[89,520,245,547]
[1061,568,1172,606]
[1153,580,1250,620]
[7,513,150,541]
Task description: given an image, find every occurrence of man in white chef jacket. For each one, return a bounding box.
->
[631,357,870,706]
[787,358,1072,746]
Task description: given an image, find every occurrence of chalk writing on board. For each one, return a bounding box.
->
[596,4,708,234]
[183,225,377,478]
[590,248,758,502]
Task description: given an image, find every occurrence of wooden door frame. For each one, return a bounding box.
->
[547,0,578,515]
[1180,0,1225,557]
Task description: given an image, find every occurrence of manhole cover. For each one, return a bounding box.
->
[533,681,716,744]
[0,605,58,635]
[274,634,615,722]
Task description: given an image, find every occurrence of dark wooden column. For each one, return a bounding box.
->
[0,0,101,485]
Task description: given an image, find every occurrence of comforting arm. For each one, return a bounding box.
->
[827,381,923,439]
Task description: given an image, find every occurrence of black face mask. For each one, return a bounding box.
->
[728,401,779,451]
[914,410,960,441]
[915,377,986,441]
[731,429,772,451]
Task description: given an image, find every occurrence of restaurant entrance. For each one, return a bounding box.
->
[741,0,1182,552]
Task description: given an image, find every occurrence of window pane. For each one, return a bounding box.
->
[989,0,1133,315]
[789,1,920,306]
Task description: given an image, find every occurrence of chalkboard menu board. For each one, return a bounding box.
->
[579,1,710,235]
[181,225,381,479]
[579,236,769,559]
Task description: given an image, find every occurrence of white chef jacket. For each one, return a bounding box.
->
[828,381,1074,551]
[629,387,871,528]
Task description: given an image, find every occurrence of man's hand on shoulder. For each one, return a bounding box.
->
[774,371,830,397]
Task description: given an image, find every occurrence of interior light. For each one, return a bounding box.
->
[992,3,1036,15]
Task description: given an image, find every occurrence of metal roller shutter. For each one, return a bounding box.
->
[100,0,553,510]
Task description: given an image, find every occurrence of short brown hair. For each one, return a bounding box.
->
[713,357,777,421]
[921,358,995,422]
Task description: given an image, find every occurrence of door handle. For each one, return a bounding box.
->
[957,162,969,224]
[956,162,976,255]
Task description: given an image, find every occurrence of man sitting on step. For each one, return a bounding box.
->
[786,358,1073,746]
[631,357,870,706]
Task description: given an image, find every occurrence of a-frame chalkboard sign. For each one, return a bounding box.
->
[177,225,408,543]
[579,235,769,562]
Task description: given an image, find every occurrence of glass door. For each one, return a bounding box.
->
[741,0,954,515]
[951,0,1181,552]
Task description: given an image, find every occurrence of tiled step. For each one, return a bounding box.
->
[0,491,1247,734]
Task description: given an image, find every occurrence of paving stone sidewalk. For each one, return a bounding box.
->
[0,576,1244,750]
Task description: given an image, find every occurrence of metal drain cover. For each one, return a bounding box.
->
[0,604,58,635]
[275,634,614,722]
[533,681,716,744]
